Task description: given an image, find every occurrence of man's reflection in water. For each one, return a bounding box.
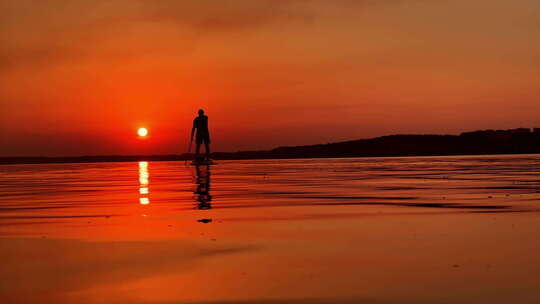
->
[194,165,212,210]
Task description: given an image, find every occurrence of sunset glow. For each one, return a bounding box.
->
[2,2,540,304]
[0,1,539,156]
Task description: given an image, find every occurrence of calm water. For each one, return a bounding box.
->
[1,155,540,303]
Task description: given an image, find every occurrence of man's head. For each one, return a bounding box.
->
[198,109,204,116]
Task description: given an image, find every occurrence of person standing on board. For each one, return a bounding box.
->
[191,109,211,160]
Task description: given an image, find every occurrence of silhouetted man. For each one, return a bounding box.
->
[191,109,211,160]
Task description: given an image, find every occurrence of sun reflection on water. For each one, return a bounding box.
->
[138,161,150,205]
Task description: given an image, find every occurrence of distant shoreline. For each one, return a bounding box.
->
[1,152,540,166]
[2,128,539,165]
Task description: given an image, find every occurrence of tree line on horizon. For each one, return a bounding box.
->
[1,128,539,164]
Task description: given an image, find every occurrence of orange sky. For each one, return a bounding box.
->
[1,0,539,156]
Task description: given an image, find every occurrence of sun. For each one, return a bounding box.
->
[137,127,148,137]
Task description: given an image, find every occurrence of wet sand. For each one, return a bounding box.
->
[1,155,539,303]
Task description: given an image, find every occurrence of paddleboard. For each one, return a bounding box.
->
[190,159,215,166]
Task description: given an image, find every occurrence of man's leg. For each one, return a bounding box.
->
[195,142,201,158]
[204,142,211,160]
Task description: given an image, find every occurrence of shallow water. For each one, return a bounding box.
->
[1,155,540,303]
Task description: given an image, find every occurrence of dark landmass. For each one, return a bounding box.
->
[2,128,539,165]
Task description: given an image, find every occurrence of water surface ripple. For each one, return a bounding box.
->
[0,155,539,228]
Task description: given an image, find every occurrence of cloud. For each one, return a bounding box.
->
[132,0,315,30]
[0,0,319,70]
